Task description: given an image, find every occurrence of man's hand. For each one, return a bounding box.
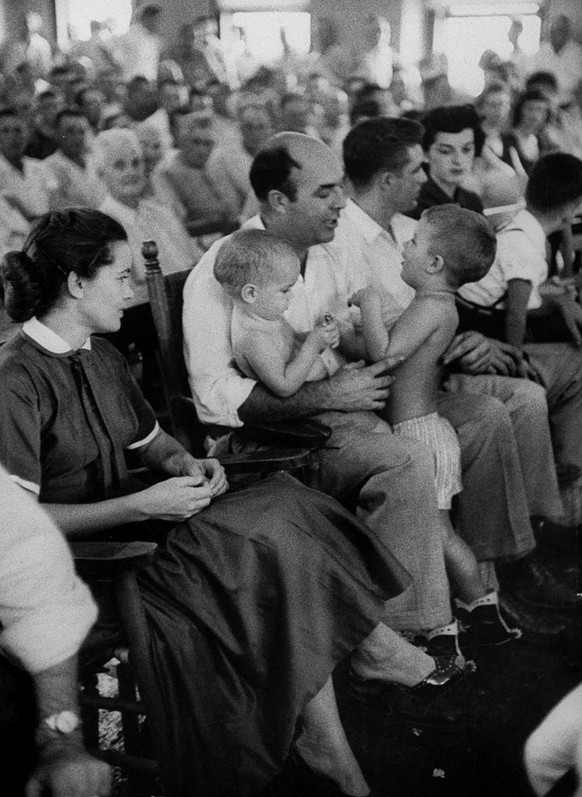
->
[322,360,396,412]
[26,742,112,797]
[443,331,494,374]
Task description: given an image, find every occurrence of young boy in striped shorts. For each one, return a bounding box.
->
[352,204,521,653]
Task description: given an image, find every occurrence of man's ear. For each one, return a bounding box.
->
[241,283,257,304]
[67,270,85,299]
[379,169,396,191]
[426,254,445,274]
[267,189,290,215]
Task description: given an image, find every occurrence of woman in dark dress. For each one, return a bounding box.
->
[0,209,433,797]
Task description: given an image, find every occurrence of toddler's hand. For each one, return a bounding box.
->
[321,316,340,349]
[306,326,332,353]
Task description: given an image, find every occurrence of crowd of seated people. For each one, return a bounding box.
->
[1,7,582,797]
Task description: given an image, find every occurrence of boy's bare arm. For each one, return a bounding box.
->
[355,292,390,361]
[505,278,531,349]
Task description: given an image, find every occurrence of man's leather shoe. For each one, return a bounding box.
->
[348,656,465,729]
[498,592,570,639]
[496,551,577,610]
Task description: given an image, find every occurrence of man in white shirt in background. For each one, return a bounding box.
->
[43,109,107,210]
[114,4,163,83]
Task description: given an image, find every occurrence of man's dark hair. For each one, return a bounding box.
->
[249,146,301,202]
[55,107,85,127]
[525,70,559,93]
[349,98,383,127]
[0,107,20,122]
[343,116,424,187]
[526,153,582,213]
[354,82,385,103]
[511,89,550,127]
[421,104,486,157]
[37,89,59,103]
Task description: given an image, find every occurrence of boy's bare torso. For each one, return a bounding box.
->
[388,293,458,425]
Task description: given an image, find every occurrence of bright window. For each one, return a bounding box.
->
[436,5,541,97]
[222,11,311,66]
[65,0,132,42]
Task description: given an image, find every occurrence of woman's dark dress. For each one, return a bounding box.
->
[0,329,410,796]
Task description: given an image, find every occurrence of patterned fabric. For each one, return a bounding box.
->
[393,412,462,510]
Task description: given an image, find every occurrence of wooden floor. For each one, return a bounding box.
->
[265,522,582,797]
[110,522,581,797]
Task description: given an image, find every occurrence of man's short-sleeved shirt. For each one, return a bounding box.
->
[458,209,547,310]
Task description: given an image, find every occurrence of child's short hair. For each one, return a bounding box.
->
[526,153,582,214]
[421,204,497,287]
[213,228,298,294]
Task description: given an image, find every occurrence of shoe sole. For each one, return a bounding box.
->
[347,672,465,730]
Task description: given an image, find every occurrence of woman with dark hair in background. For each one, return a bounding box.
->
[502,88,558,176]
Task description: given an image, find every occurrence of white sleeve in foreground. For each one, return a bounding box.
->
[0,470,97,674]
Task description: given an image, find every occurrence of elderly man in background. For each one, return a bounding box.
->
[94,128,202,397]
[0,465,111,797]
[152,108,239,235]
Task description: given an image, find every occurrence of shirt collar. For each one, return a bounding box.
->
[344,199,416,248]
[22,317,91,354]
[344,198,387,245]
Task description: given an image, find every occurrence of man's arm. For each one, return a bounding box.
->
[505,278,532,349]
[28,656,112,797]
[239,360,395,423]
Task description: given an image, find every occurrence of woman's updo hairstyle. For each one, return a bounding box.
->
[1,208,128,322]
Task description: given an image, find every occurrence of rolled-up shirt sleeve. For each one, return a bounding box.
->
[183,239,256,428]
[0,467,97,674]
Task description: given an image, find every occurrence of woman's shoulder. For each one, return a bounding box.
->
[0,334,48,396]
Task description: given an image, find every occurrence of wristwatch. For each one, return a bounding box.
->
[42,710,81,735]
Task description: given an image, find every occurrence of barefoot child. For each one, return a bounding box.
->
[352,204,521,651]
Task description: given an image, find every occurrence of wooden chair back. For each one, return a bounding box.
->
[143,241,206,453]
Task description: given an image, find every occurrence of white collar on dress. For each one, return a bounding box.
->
[22,317,91,353]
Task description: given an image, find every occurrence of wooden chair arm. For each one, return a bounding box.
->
[171,394,312,472]
[71,541,157,573]
[218,448,311,473]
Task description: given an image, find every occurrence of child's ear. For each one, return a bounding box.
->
[426,254,445,274]
[241,283,257,304]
